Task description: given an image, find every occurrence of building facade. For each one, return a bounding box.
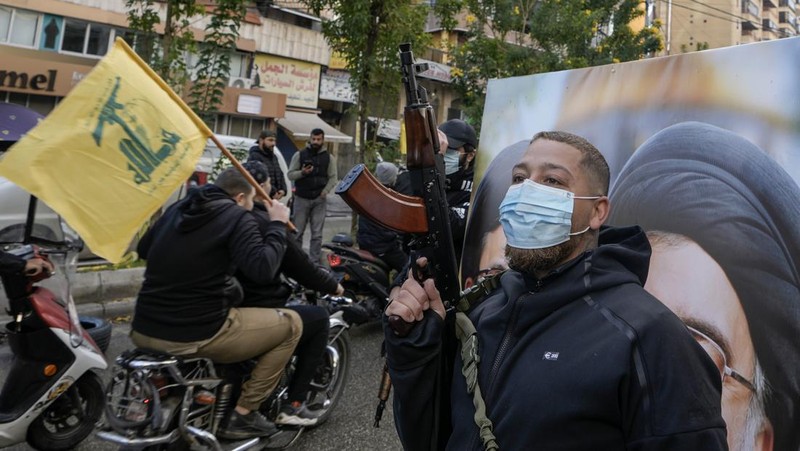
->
[0,0,352,160]
[647,0,797,54]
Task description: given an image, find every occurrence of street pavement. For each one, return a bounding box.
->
[0,316,403,451]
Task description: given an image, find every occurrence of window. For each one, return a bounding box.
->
[60,19,112,56]
[9,9,38,47]
[40,15,62,50]
[0,7,11,42]
[61,19,86,53]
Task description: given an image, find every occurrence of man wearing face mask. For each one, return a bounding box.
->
[383,131,727,450]
[395,119,478,261]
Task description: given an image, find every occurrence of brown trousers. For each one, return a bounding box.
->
[131,307,302,411]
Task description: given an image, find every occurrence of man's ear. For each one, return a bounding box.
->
[591,196,610,230]
[233,192,246,207]
[756,420,774,451]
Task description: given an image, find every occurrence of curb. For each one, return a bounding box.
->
[75,296,137,319]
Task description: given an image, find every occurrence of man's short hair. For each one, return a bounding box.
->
[214,167,254,197]
[242,160,269,184]
[311,128,325,137]
[531,131,610,195]
[259,129,276,139]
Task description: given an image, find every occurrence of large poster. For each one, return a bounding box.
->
[470,38,800,451]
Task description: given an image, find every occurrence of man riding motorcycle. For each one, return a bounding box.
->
[130,167,302,440]
[237,161,344,426]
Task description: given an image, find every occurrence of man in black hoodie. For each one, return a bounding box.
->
[131,167,302,440]
[238,160,344,427]
[384,131,727,450]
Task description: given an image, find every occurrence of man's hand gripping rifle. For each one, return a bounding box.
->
[336,42,461,332]
[335,43,461,432]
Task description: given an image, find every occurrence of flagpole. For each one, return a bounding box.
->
[115,37,296,231]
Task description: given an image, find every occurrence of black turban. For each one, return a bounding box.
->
[609,121,800,451]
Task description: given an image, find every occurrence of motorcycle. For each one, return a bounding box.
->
[0,241,108,450]
[321,233,391,325]
[97,278,352,450]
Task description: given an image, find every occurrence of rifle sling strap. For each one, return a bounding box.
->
[455,311,499,451]
[453,272,505,451]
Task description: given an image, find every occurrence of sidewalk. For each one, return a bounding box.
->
[2,196,356,320]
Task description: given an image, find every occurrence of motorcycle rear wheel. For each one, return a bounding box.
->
[27,371,104,451]
[306,326,350,427]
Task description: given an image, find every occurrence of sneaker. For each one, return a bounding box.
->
[218,410,278,440]
[275,401,320,426]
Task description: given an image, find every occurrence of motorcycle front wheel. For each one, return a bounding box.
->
[306,325,351,427]
[27,371,105,450]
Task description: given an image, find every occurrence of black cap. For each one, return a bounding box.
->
[438,119,477,150]
[243,160,269,184]
[258,130,277,140]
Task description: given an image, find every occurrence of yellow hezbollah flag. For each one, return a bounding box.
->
[0,38,211,262]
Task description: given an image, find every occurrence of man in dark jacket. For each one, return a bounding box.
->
[237,160,344,427]
[0,250,52,276]
[248,130,286,200]
[288,128,337,265]
[384,131,727,450]
[356,162,407,273]
[131,167,302,441]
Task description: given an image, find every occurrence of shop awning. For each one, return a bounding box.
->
[276,111,352,144]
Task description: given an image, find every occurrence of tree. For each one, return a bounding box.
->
[300,0,431,165]
[433,0,662,131]
[125,0,246,124]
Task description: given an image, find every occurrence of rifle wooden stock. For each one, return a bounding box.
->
[336,164,428,234]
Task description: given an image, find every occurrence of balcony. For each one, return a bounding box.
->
[743,0,761,16]
[764,0,778,9]
[779,0,797,11]
[741,19,759,30]
[763,18,778,30]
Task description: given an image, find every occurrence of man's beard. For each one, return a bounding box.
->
[505,237,579,275]
[310,143,322,151]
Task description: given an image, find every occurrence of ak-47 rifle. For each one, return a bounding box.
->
[336,43,460,448]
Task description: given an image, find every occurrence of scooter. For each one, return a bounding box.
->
[321,233,391,325]
[97,278,352,450]
[0,243,108,450]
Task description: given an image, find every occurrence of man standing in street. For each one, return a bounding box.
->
[248,130,286,201]
[288,128,337,265]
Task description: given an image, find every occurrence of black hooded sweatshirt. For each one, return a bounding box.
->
[237,202,338,308]
[384,226,727,450]
[133,185,287,342]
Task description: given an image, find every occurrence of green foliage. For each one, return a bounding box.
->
[210,146,248,182]
[187,0,246,125]
[126,0,245,122]
[435,0,663,132]
[301,0,430,161]
[125,0,200,90]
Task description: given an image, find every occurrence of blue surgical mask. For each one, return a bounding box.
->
[444,149,460,175]
[499,179,600,249]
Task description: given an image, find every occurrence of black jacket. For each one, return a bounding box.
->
[133,185,287,342]
[357,214,401,255]
[0,251,25,275]
[247,145,287,197]
[293,146,331,199]
[237,202,338,308]
[385,226,727,450]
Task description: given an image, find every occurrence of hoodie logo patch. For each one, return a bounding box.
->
[543,352,560,361]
